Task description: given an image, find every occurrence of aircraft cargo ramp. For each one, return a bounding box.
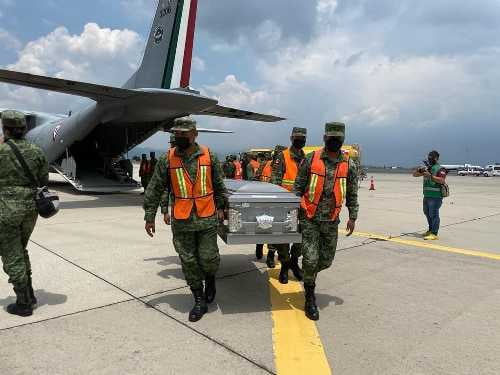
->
[1,170,500,375]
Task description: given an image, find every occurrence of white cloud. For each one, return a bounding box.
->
[0,28,21,50]
[0,23,143,113]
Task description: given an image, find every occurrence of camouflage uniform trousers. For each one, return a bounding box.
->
[273,243,302,263]
[301,219,339,285]
[172,225,220,289]
[0,209,38,288]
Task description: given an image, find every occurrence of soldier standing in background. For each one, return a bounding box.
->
[271,127,307,283]
[0,110,49,317]
[223,155,243,180]
[143,117,226,322]
[294,122,359,321]
[139,154,149,195]
[232,156,243,180]
[222,155,234,178]
[246,154,261,181]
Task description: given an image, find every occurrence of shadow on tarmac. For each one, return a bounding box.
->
[49,183,143,210]
[0,289,68,310]
[145,254,343,315]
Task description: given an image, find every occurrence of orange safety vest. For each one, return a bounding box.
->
[281,149,300,191]
[260,161,272,182]
[168,146,216,220]
[233,161,243,180]
[249,160,260,174]
[301,149,349,221]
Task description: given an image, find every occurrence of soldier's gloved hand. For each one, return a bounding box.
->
[217,209,225,223]
[164,213,171,225]
[346,219,356,237]
[145,222,156,238]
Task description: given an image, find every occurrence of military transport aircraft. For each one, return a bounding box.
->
[0,0,284,192]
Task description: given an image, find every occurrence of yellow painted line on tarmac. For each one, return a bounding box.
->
[266,247,332,375]
[345,230,500,261]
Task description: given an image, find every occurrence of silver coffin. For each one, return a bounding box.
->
[219,179,302,245]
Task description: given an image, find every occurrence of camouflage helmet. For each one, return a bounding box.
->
[325,122,346,138]
[291,127,307,137]
[1,110,27,128]
[171,116,197,132]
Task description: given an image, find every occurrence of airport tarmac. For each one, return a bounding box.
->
[1,172,499,375]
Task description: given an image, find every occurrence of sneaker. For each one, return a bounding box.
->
[423,233,439,240]
[423,231,432,237]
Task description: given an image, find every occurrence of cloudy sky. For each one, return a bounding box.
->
[1,0,499,165]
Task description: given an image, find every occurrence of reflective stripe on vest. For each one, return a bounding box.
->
[233,161,243,180]
[260,161,273,182]
[301,149,349,220]
[281,148,299,191]
[168,146,216,220]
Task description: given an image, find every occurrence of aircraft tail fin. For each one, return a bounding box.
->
[125,0,198,90]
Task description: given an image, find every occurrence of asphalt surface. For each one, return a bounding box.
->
[1,172,499,374]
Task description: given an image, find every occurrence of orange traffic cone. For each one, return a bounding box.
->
[369,176,376,191]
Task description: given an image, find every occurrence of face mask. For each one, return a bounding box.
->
[325,138,343,152]
[293,139,306,149]
[176,137,191,150]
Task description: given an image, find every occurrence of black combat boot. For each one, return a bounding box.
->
[304,283,319,321]
[27,275,37,308]
[205,275,216,304]
[255,244,264,260]
[189,288,208,322]
[290,256,304,281]
[279,261,289,284]
[7,285,33,317]
[266,250,276,268]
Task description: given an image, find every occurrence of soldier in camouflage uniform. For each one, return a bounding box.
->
[294,122,359,321]
[0,110,49,317]
[271,127,307,283]
[143,117,226,322]
[222,155,235,178]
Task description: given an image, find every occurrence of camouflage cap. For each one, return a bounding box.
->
[1,110,27,128]
[291,127,307,137]
[325,122,345,137]
[171,116,197,132]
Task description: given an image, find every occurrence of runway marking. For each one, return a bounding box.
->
[346,230,500,261]
[266,247,332,375]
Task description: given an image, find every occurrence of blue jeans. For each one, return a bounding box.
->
[423,197,443,235]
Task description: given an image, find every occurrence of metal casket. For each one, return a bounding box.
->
[218,179,302,245]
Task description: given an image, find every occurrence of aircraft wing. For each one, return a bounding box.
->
[197,128,233,134]
[0,69,138,101]
[0,68,285,122]
[197,105,285,123]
